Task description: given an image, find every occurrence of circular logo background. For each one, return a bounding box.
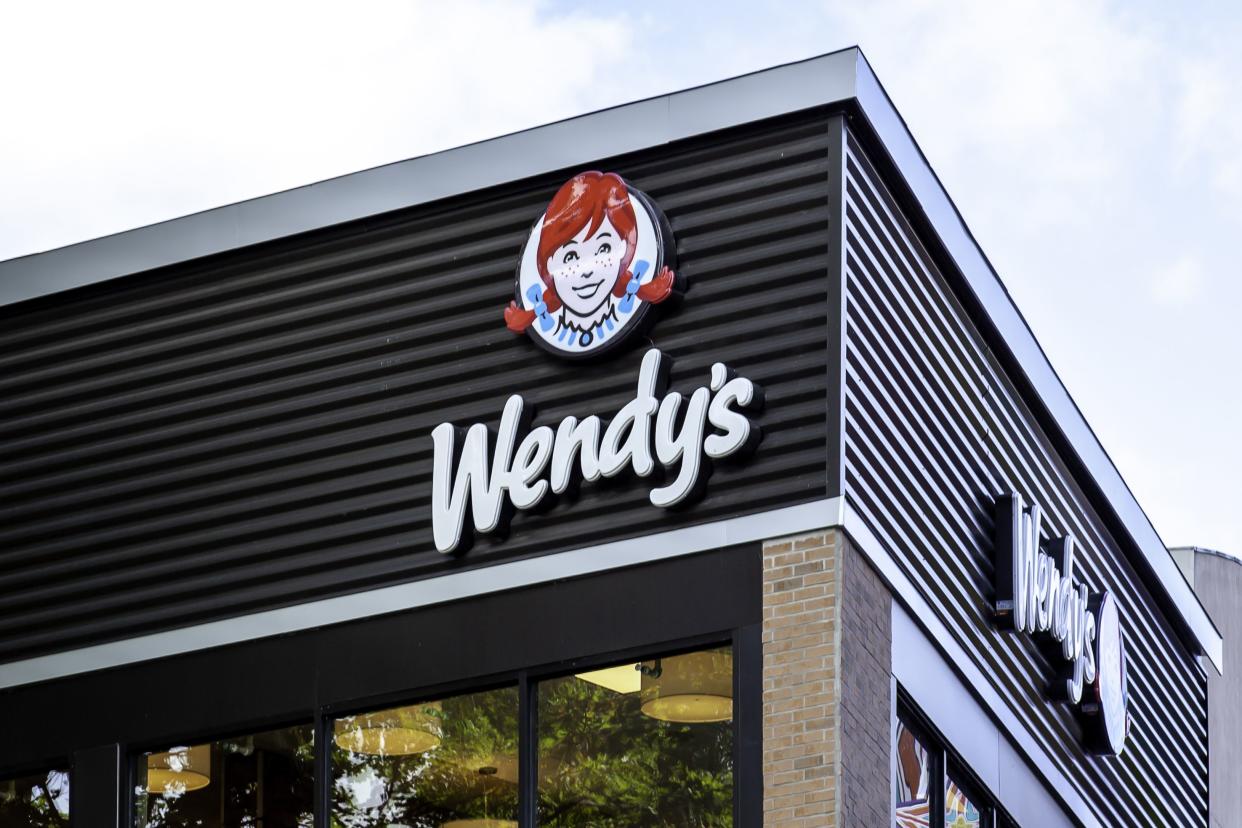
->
[512,177,676,359]
[1086,591,1130,755]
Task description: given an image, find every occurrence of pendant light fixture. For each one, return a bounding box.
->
[574,663,642,694]
[639,650,733,723]
[334,701,443,756]
[146,744,211,795]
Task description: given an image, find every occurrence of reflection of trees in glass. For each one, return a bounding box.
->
[332,687,519,828]
[133,726,313,828]
[124,647,733,828]
[0,769,69,828]
[538,653,734,827]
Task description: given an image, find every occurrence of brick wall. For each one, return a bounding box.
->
[838,531,894,825]
[762,529,892,827]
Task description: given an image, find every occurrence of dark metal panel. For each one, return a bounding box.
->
[841,132,1208,826]
[824,113,848,499]
[733,621,763,828]
[0,544,760,769]
[69,744,122,828]
[0,112,831,663]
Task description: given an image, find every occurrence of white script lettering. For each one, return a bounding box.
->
[999,493,1098,704]
[431,349,761,552]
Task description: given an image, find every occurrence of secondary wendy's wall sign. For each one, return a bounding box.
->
[993,493,1131,756]
[430,172,762,554]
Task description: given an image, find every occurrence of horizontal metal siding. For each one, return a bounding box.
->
[0,113,832,662]
[842,132,1207,827]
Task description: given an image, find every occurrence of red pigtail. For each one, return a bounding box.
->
[504,302,536,333]
[615,265,676,305]
[504,286,562,333]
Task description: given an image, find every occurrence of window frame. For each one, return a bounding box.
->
[312,635,748,828]
[527,639,742,827]
[894,698,942,824]
[897,692,1015,828]
[124,638,756,828]
[77,543,763,828]
[127,717,316,828]
[945,758,994,828]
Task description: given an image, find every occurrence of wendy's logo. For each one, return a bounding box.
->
[993,493,1131,755]
[504,171,679,358]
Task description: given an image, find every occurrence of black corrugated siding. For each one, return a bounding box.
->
[842,132,1207,826]
[0,112,832,663]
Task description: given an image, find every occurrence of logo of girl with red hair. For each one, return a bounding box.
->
[504,171,679,358]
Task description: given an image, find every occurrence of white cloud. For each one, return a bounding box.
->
[0,0,636,260]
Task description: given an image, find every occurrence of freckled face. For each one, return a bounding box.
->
[547,217,625,317]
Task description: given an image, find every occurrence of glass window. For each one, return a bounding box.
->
[896,698,1016,828]
[537,645,734,826]
[0,768,69,827]
[132,724,313,827]
[332,686,519,827]
[894,719,931,828]
[945,777,982,828]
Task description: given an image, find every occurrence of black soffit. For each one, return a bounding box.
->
[0,46,1220,671]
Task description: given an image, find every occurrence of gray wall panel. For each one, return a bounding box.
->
[842,131,1208,826]
[1191,551,1242,828]
[0,112,833,663]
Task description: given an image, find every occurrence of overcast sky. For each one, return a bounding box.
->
[1,1,1238,555]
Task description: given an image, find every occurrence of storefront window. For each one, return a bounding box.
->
[332,686,519,827]
[125,645,738,827]
[537,646,734,826]
[132,724,313,827]
[894,719,932,828]
[0,768,69,827]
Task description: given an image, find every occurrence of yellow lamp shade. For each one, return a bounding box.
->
[640,650,733,723]
[147,744,211,795]
[574,663,641,694]
[334,701,442,756]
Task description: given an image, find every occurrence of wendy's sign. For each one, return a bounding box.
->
[503,171,679,358]
[430,350,762,554]
[431,175,762,556]
[993,493,1130,756]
